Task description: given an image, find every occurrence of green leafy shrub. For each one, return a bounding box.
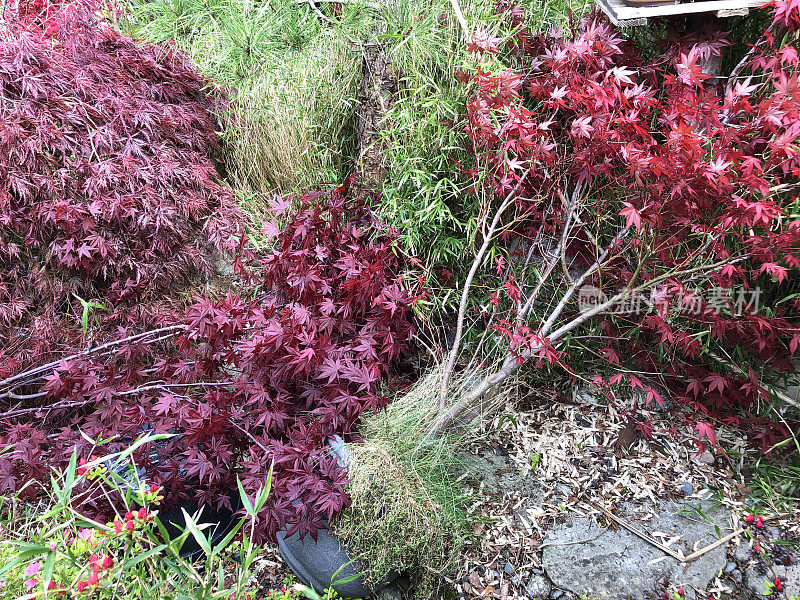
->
[379,0,592,268]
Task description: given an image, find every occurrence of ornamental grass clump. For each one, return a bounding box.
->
[126,0,362,199]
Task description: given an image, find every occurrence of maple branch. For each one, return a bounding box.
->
[517,183,586,325]
[0,398,97,420]
[429,231,745,438]
[116,381,237,397]
[726,23,775,84]
[439,170,529,406]
[0,325,187,396]
[539,226,629,338]
[428,234,626,437]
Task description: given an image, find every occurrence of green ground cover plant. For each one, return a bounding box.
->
[0,435,272,600]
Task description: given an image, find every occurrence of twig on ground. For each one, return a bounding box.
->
[585,500,686,561]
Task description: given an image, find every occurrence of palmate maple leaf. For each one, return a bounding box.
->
[772,0,800,31]
[759,262,790,283]
[703,373,728,394]
[344,363,379,394]
[619,202,643,231]
[317,356,343,384]
[694,421,718,447]
[153,393,176,416]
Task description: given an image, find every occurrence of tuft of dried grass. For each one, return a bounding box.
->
[224,33,360,201]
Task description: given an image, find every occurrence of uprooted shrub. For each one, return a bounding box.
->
[0,185,416,543]
[330,368,476,598]
[436,5,800,452]
[0,2,245,368]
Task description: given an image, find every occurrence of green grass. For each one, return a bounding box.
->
[124,0,364,200]
[0,436,276,600]
[747,458,800,514]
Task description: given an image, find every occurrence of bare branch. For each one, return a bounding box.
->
[439,170,530,405]
[0,325,187,393]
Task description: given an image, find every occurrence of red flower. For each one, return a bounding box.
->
[47,580,56,590]
[102,555,114,570]
[88,572,99,586]
[745,514,754,524]
[150,483,159,493]
[125,520,135,532]
[137,507,148,520]
[756,516,764,528]
[76,580,88,593]
[775,577,782,592]
[114,520,123,535]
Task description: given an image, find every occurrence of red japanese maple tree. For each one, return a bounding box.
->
[0,1,416,542]
[0,183,416,542]
[439,4,800,452]
[0,1,245,368]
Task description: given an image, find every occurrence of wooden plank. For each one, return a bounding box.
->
[596,0,768,26]
[613,0,765,20]
[596,0,648,26]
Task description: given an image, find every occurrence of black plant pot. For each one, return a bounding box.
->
[277,436,398,598]
[158,493,241,559]
[106,436,240,559]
